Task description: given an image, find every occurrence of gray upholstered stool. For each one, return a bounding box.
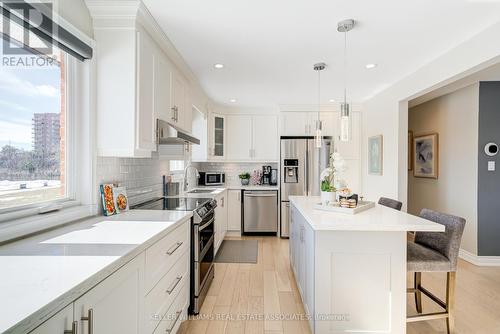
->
[378,197,403,211]
[407,209,466,334]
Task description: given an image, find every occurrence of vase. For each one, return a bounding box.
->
[241,178,250,185]
[321,191,336,205]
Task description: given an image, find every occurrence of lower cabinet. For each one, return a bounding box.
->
[29,219,191,334]
[74,253,144,334]
[214,190,228,254]
[289,204,315,331]
[29,304,74,334]
[227,190,242,232]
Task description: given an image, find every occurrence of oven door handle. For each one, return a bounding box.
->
[198,235,214,262]
[199,217,215,231]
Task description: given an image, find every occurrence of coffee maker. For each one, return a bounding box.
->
[262,165,272,185]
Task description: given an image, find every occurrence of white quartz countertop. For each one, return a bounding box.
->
[289,196,445,232]
[0,210,192,334]
[228,185,279,190]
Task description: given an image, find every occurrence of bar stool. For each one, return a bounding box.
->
[378,197,403,211]
[407,209,466,334]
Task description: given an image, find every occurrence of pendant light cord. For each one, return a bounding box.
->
[318,66,321,118]
[343,29,347,105]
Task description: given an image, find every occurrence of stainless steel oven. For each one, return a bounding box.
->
[190,201,216,314]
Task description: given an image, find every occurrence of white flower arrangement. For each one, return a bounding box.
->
[320,152,347,193]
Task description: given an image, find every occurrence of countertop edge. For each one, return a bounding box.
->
[3,212,193,334]
[289,196,445,232]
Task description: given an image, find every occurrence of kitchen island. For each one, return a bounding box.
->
[288,196,444,334]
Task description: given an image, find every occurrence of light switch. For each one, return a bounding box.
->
[488,161,495,171]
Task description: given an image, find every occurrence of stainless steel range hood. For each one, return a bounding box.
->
[157,119,200,145]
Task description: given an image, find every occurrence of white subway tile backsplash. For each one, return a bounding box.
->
[96,153,171,207]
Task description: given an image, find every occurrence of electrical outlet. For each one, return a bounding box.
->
[488,161,495,171]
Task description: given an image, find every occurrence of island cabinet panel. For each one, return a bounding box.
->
[289,205,315,328]
[289,201,407,334]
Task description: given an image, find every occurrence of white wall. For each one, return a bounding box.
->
[361,20,500,204]
[408,84,479,254]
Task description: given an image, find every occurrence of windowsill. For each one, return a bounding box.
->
[0,204,97,245]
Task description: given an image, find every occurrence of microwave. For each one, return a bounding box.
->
[198,172,225,186]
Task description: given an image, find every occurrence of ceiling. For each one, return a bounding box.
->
[143,0,500,108]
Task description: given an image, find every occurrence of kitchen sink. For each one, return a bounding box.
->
[187,189,216,194]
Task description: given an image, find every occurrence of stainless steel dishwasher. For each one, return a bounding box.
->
[243,190,278,234]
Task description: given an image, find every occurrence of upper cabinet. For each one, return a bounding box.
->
[88,2,193,158]
[280,111,360,159]
[280,111,336,137]
[226,114,278,162]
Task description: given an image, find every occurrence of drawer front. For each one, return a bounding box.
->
[145,221,189,293]
[153,279,189,334]
[145,251,189,333]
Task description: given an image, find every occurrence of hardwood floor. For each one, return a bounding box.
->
[180,236,500,334]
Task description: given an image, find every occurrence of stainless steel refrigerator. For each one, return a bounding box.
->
[280,137,333,237]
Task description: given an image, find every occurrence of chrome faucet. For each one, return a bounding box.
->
[183,164,200,192]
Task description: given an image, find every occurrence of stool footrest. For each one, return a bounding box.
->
[407,311,449,323]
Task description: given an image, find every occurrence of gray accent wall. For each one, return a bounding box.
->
[478,82,500,256]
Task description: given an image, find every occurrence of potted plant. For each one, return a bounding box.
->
[319,152,346,205]
[239,172,251,185]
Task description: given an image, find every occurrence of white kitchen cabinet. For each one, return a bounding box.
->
[136,27,157,153]
[210,113,226,160]
[289,205,315,327]
[281,111,338,137]
[170,72,192,133]
[214,190,228,253]
[154,50,173,124]
[280,112,311,136]
[74,253,144,334]
[29,304,74,334]
[225,114,279,162]
[227,190,242,232]
[252,115,279,160]
[92,24,158,157]
[226,115,253,160]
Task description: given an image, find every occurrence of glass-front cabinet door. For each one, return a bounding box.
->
[211,113,225,159]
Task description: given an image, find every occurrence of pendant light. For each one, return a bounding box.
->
[313,62,326,148]
[338,19,355,142]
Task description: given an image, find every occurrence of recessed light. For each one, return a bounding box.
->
[229,98,237,103]
[365,63,377,69]
[214,63,224,69]
[329,99,335,103]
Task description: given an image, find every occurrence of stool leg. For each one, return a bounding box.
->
[414,272,422,313]
[446,272,456,334]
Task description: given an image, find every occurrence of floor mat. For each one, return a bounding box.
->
[214,240,258,263]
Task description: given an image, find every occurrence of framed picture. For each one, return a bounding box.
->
[368,135,383,175]
[414,133,439,178]
[408,131,413,171]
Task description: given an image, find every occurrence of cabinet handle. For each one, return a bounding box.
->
[81,309,93,334]
[166,275,183,294]
[166,310,182,333]
[166,241,183,255]
[64,321,78,334]
[171,107,176,121]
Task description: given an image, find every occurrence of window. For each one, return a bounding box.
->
[0,2,92,215]
[169,160,185,173]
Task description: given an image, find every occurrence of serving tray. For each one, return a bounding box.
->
[313,201,375,214]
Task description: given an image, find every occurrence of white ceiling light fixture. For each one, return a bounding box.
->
[338,19,355,142]
[365,63,377,69]
[313,62,326,148]
[329,99,335,103]
[214,63,224,69]
[229,98,237,103]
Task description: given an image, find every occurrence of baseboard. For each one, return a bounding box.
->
[459,248,500,266]
[225,231,242,237]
